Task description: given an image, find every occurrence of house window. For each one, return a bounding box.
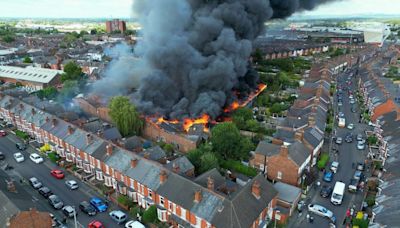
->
[128,191,138,203]
[104,175,112,187]
[148,189,153,199]
[277,171,282,179]
[83,163,91,174]
[159,196,164,206]
[180,208,186,220]
[76,158,83,168]
[157,207,167,222]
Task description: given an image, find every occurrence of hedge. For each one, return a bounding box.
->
[352,218,369,228]
[317,153,330,170]
[142,205,158,224]
[117,195,135,208]
[15,130,29,140]
[47,152,60,163]
[220,159,258,177]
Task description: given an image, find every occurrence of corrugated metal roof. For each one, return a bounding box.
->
[0,66,63,84]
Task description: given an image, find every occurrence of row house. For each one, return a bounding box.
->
[0,94,279,228]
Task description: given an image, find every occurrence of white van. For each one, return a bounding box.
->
[331,181,345,205]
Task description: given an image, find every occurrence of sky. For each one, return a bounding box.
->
[0,0,399,19]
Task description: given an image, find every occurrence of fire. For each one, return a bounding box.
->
[223,83,267,113]
[183,114,210,132]
[224,101,240,113]
[156,117,179,125]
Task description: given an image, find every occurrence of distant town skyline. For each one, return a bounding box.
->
[0,0,399,19]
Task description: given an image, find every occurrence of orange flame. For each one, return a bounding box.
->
[156,117,179,125]
[183,114,210,132]
[223,83,267,113]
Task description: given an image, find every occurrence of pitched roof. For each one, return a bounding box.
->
[0,65,63,84]
[255,141,281,156]
[274,182,302,204]
[165,156,194,174]
[288,141,311,166]
[304,127,324,149]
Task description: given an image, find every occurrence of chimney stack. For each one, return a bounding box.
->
[52,118,57,127]
[172,162,180,173]
[19,103,24,110]
[252,181,261,199]
[31,108,36,116]
[86,133,92,145]
[280,145,289,157]
[106,143,113,156]
[294,130,304,142]
[159,170,167,184]
[97,130,103,138]
[45,116,50,123]
[131,158,138,168]
[308,115,315,127]
[207,176,214,191]
[194,190,202,203]
[67,125,74,135]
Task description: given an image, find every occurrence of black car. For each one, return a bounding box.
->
[16,143,26,150]
[38,186,53,198]
[345,133,353,143]
[79,201,96,216]
[320,185,333,198]
[0,151,5,160]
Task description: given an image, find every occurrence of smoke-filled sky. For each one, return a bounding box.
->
[0,0,399,18]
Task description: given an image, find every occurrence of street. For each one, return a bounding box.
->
[295,66,370,227]
[0,131,125,228]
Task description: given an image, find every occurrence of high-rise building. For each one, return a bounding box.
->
[106,19,126,33]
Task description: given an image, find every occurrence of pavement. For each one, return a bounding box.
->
[0,130,129,228]
[288,66,371,227]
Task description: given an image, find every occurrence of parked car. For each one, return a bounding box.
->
[88,220,104,228]
[356,162,365,171]
[50,169,65,179]
[65,180,79,190]
[351,107,357,113]
[38,186,53,198]
[323,171,334,182]
[0,130,7,136]
[353,170,363,180]
[62,205,77,218]
[338,112,344,117]
[29,177,43,189]
[350,99,355,104]
[125,220,146,228]
[357,141,365,150]
[320,185,333,198]
[29,153,44,164]
[48,195,64,209]
[335,137,343,145]
[345,134,353,143]
[79,201,96,216]
[356,134,363,141]
[308,204,336,223]
[330,161,339,173]
[109,210,127,224]
[16,143,26,150]
[338,101,343,106]
[348,178,359,193]
[90,197,108,212]
[347,123,354,130]
[0,151,5,160]
[13,152,25,162]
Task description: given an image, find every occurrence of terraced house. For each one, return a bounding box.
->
[0,94,278,228]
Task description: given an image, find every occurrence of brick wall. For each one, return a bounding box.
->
[267,154,300,186]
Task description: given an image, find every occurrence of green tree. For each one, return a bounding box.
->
[270,103,284,114]
[23,56,33,63]
[61,61,83,82]
[367,135,378,145]
[1,34,15,43]
[142,205,158,224]
[90,29,97,35]
[187,149,203,173]
[37,86,58,100]
[245,119,260,132]
[79,30,88,37]
[109,96,143,137]
[233,107,253,130]
[211,122,253,160]
[200,152,219,173]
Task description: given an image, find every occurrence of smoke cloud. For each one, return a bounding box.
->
[93,0,335,119]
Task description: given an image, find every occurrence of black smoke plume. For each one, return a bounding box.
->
[93,0,336,119]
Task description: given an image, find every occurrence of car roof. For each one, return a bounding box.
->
[91,197,102,202]
[112,210,125,216]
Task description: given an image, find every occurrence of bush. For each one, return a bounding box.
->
[352,218,369,228]
[366,195,376,207]
[367,136,378,145]
[142,205,158,224]
[219,159,258,177]
[129,205,142,219]
[317,153,330,170]
[47,152,60,163]
[15,130,29,140]
[117,195,134,208]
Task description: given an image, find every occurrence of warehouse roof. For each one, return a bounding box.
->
[0,66,63,84]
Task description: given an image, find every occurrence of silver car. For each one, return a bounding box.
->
[48,195,64,209]
[29,177,43,189]
[65,180,79,190]
[308,204,336,223]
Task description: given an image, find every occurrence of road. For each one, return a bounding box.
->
[0,131,126,228]
[295,66,370,227]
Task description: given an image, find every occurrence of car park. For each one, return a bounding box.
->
[125,220,146,228]
[323,171,334,182]
[308,204,336,223]
[62,205,77,218]
[29,177,43,189]
[357,141,365,150]
[330,161,339,173]
[29,153,44,163]
[13,152,25,162]
[88,220,104,228]
[347,123,354,130]
[79,201,96,216]
[48,195,64,209]
[65,180,79,190]
[16,143,26,150]
[90,197,108,212]
[0,151,5,160]
[335,137,343,145]
[109,210,127,224]
[50,169,65,179]
[38,186,53,198]
[320,185,333,198]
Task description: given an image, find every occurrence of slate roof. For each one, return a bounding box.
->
[165,156,194,174]
[103,127,122,141]
[274,182,301,204]
[304,126,324,149]
[121,136,142,151]
[255,141,281,156]
[139,146,166,161]
[288,141,311,166]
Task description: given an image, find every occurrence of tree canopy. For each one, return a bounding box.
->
[37,86,58,100]
[109,96,144,137]
[23,56,33,63]
[61,61,83,82]
[142,205,157,224]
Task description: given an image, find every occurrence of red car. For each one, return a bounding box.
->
[0,130,7,137]
[50,169,65,179]
[88,220,104,228]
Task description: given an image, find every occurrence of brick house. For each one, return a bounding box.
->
[0,94,279,228]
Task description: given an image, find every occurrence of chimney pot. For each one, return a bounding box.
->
[172,162,180,173]
[159,170,167,184]
[252,181,261,199]
[295,130,304,142]
[194,190,202,203]
[207,176,214,191]
[106,143,113,156]
[67,125,74,135]
[131,158,138,168]
[280,145,289,157]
